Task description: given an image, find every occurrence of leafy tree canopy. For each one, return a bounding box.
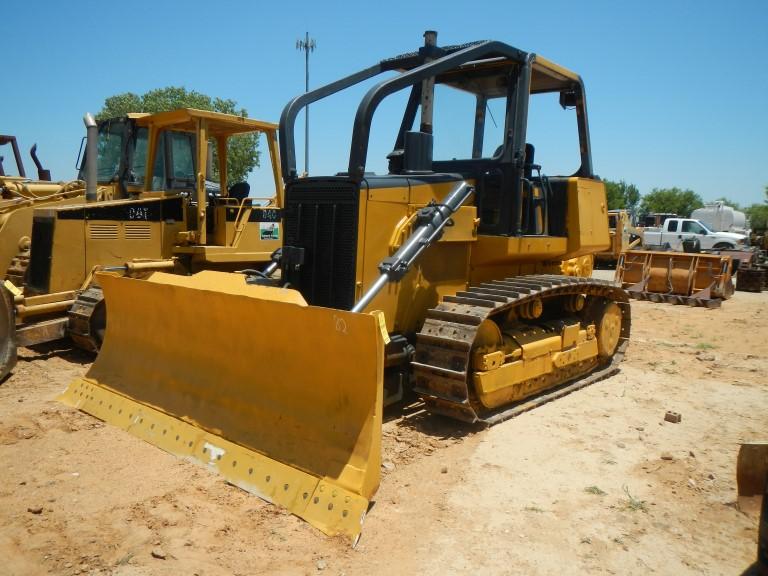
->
[96,87,259,184]
[746,203,768,232]
[639,187,704,218]
[604,179,640,211]
[746,185,768,232]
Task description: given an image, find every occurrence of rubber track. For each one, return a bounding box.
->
[412,274,631,425]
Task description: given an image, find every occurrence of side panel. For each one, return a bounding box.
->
[359,180,475,333]
[565,178,609,258]
[0,193,85,281]
[44,198,186,293]
[0,205,36,279]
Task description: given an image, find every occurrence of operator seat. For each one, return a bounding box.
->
[523,143,539,178]
[228,181,250,201]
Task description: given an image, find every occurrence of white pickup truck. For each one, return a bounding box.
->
[642,217,748,251]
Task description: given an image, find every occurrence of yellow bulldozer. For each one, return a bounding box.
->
[0,108,282,380]
[1,111,204,291]
[62,32,631,543]
[594,209,642,266]
[1,134,88,283]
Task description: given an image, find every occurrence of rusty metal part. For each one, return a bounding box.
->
[0,135,26,178]
[0,284,17,380]
[738,443,768,498]
[30,144,51,181]
[68,286,105,352]
[16,317,68,347]
[736,268,765,293]
[5,244,30,287]
[617,250,733,307]
[413,275,631,424]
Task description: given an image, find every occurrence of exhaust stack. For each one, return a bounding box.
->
[30,144,52,181]
[83,113,98,202]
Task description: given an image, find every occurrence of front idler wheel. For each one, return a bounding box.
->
[595,301,623,359]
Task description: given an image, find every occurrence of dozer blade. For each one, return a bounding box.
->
[60,271,385,543]
[616,250,733,307]
[0,283,17,381]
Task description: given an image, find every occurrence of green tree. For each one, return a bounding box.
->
[96,87,258,183]
[746,203,768,232]
[604,179,640,211]
[639,187,704,218]
[740,185,768,235]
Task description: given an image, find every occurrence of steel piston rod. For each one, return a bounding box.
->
[351,182,474,313]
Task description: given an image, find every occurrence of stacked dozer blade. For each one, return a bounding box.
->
[616,250,733,307]
[59,271,386,543]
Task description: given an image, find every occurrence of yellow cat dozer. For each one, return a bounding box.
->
[62,32,631,543]
[595,209,642,266]
[1,134,86,283]
[1,109,282,380]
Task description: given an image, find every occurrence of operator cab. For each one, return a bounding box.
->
[381,52,590,239]
[124,109,283,250]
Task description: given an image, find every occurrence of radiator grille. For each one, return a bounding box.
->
[88,224,119,240]
[284,179,359,310]
[125,223,152,240]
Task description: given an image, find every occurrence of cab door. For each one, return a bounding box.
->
[666,219,684,251]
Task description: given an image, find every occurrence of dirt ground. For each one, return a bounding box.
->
[1,273,766,576]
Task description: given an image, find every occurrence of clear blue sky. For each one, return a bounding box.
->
[4,0,767,206]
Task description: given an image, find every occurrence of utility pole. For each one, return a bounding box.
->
[296,32,316,176]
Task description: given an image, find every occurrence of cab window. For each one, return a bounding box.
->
[95,121,126,181]
[682,220,705,234]
[131,128,167,189]
[169,132,195,189]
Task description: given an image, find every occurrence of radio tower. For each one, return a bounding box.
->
[296,32,316,175]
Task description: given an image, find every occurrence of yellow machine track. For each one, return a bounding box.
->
[413,275,631,424]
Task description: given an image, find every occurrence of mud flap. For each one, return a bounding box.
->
[59,271,385,543]
[0,283,17,382]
